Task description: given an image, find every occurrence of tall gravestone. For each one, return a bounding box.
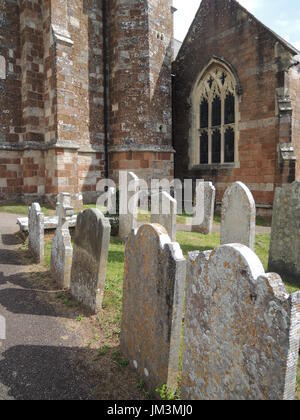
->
[70,209,111,313]
[51,193,74,289]
[269,182,300,284]
[192,182,216,234]
[221,182,256,250]
[119,172,139,241]
[28,203,44,263]
[107,187,117,215]
[121,224,186,391]
[151,191,177,241]
[181,244,300,400]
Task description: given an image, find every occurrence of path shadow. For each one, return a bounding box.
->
[0,344,146,400]
[0,345,97,400]
[0,249,32,266]
[1,233,23,246]
[0,271,84,319]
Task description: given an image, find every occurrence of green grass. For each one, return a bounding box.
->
[0,204,55,216]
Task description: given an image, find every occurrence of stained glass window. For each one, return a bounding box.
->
[212,96,221,127]
[225,127,235,163]
[225,93,235,125]
[212,129,221,163]
[200,131,209,164]
[194,63,238,166]
[200,98,209,129]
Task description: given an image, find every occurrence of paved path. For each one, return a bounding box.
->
[0,214,96,400]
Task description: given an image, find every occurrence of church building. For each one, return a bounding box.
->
[173,0,300,211]
[0,0,299,212]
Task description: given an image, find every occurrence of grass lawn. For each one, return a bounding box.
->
[0,203,105,217]
[0,204,56,216]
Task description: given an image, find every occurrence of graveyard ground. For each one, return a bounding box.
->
[0,207,299,400]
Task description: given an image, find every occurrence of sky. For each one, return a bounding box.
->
[173,0,300,51]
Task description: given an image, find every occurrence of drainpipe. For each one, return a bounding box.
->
[102,0,109,179]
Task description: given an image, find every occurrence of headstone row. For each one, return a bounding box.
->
[118,172,217,241]
[28,194,112,314]
[121,223,300,400]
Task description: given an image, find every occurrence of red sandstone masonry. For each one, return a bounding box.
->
[173,0,299,207]
[0,0,174,203]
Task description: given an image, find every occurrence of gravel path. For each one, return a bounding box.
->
[0,214,95,400]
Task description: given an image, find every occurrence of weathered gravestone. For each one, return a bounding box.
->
[192,182,216,235]
[269,182,300,284]
[221,182,256,250]
[0,56,6,80]
[70,209,111,313]
[151,191,177,241]
[51,193,74,289]
[107,187,117,215]
[119,171,139,241]
[28,203,44,263]
[181,244,300,400]
[121,224,186,391]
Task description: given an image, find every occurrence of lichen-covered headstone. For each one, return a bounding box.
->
[151,192,177,241]
[269,182,300,284]
[107,187,117,215]
[181,244,300,400]
[28,203,44,263]
[192,182,215,234]
[121,224,186,391]
[221,182,256,250]
[119,172,139,241]
[51,193,74,289]
[0,56,6,80]
[70,209,111,313]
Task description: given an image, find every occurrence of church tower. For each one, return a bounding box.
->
[0,0,175,204]
[107,0,175,183]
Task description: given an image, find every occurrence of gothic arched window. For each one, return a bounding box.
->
[190,60,239,167]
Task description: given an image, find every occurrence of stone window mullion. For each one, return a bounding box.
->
[208,98,212,165]
[221,94,225,164]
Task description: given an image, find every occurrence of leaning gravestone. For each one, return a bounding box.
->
[269,182,300,284]
[121,224,186,391]
[181,244,300,400]
[221,182,256,250]
[192,182,216,234]
[70,209,111,313]
[151,191,177,241]
[51,193,74,289]
[119,172,139,241]
[28,203,44,263]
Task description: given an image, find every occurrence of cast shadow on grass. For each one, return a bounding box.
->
[1,233,23,246]
[0,248,32,266]
[0,270,90,319]
[0,344,146,400]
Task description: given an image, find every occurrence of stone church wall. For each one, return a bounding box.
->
[173,0,299,208]
[0,0,174,204]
